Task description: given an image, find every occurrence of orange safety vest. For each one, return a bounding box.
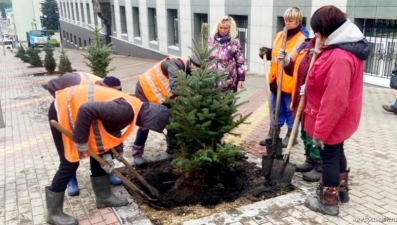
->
[55,84,142,163]
[269,31,307,94]
[290,49,308,109]
[139,57,188,103]
[76,71,102,84]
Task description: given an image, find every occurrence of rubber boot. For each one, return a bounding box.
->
[67,174,79,196]
[295,151,314,172]
[109,173,123,185]
[132,144,148,168]
[282,129,298,148]
[339,169,350,203]
[91,175,129,208]
[305,185,339,216]
[45,187,78,225]
[302,160,322,182]
[259,127,280,146]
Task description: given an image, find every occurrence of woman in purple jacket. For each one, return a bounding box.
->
[207,16,246,93]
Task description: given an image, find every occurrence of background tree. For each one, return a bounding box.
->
[83,26,114,78]
[44,43,56,74]
[0,0,12,19]
[166,41,250,185]
[58,48,72,75]
[40,0,59,30]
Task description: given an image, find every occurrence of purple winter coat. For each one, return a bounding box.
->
[207,37,246,92]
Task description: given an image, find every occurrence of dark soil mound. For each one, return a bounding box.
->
[119,158,295,210]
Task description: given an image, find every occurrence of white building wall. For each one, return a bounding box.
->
[139,0,149,48]
[156,0,168,53]
[208,0,225,39]
[12,0,44,41]
[249,0,275,74]
[179,1,192,57]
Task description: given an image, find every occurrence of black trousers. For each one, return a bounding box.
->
[320,142,347,187]
[48,101,107,193]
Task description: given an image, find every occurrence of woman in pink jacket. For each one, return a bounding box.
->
[302,5,370,216]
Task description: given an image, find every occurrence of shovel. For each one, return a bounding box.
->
[272,38,322,183]
[261,26,287,183]
[50,120,162,202]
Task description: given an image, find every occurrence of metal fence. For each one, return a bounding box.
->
[363,19,397,78]
[230,15,248,70]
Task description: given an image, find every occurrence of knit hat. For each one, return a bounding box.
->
[101,76,122,90]
[189,55,201,67]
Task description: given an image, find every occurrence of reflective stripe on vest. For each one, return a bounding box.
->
[290,49,308,110]
[78,72,102,85]
[139,57,187,103]
[269,31,307,94]
[87,84,105,154]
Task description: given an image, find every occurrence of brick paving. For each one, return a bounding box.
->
[1,48,397,225]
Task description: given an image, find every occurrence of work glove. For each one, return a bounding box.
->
[75,142,89,154]
[299,84,306,96]
[101,153,115,174]
[278,50,290,66]
[309,48,321,57]
[313,138,324,149]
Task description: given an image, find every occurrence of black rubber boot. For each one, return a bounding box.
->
[339,169,350,203]
[302,160,322,182]
[259,127,280,146]
[91,175,129,208]
[45,187,78,225]
[295,151,314,172]
[305,185,339,216]
[282,130,298,148]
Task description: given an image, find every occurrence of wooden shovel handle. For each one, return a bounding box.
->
[285,38,322,155]
[272,26,288,153]
[49,120,158,201]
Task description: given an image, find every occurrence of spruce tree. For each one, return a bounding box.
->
[166,40,250,184]
[26,48,42,67]
[58,48,72,75]
[83,26,114,78]
[44,43,56,74]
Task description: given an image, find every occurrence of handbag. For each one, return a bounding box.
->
[390,67,397,89]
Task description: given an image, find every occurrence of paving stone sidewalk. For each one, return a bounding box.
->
[1,48,397,225]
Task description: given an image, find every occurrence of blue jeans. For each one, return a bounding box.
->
[270,92,297,130]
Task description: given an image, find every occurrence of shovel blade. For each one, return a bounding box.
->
[262,155,274,179]
[281,163,296,183]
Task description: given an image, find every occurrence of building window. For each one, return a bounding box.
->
[74,35,77,45]
[79,38,82,47]
[84,40,87,47]
[132,7,141,38]
[70,3,75,20]
[63,30,66,39]
[70,33,73,42]
[148,8,157,41]
[63,2,67,18]
[80,3,85,23]
[75,3,79,21]
[65,31,68,41]
[167,9,179,46]
[86,3,91,24]
[111,5,116,32]
[120,6,127,35]
[194,13,208,44]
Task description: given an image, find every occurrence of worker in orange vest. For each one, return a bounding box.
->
[132,56,201,168]
[259,6,309,150]
[46,72,124,196]
[45,84,170,225]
